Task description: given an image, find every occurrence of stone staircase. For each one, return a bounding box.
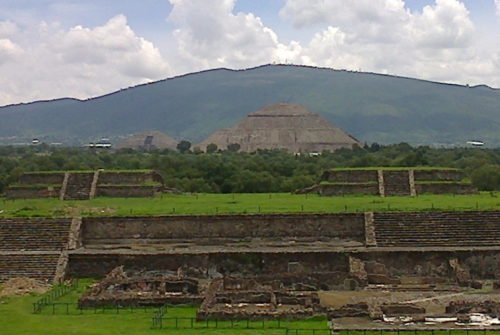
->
[0,254,60,282]
[0,218,71,251]
[63,173,94,200]
[373,211,500,247]
[0,218,72,282]
[383,171,411,196]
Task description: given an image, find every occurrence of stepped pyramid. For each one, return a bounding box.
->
[198,103,360,153]
[116,131,177,150]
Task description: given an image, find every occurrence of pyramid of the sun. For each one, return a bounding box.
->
[116,131,177,150]
[198,103,360,153]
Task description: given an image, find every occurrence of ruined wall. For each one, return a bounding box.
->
[356,250,500,284]
[5,186,61,199]
[96,186,160,198]
[416,183,477,195]
[97,171,162,185]
[68,252,351,281]
[318,184,379,196]
[81,213,365,244]
[68,250,500,286]
[18,173,65,185]
[414,169,464,182]
[321,170,378,183]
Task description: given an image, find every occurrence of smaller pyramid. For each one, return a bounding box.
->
[198,103,360,153]
[116,131,177,150]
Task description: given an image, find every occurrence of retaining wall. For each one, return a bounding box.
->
[318,184,378,196]
[97,171,162,185]
[81,213,366,244]
[5,186,61,199]
[416,183,477,195]
[18,173,65,185]
[96,185,160,197]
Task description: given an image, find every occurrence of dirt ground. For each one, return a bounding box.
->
[0,277,51,297]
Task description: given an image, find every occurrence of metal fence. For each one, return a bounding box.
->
[32,280,79,313]
[34,302,159,315]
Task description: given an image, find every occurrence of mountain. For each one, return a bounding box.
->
[0,64,499,146]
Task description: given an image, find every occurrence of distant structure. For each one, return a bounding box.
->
[466,140,485,147]
[198,103,360,153]
[116,131,177,151]
[87,138,112,149]
[304,168,477,197]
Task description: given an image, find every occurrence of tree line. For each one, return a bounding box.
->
[0,143,499,194]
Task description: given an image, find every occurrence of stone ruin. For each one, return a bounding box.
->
[1,210,499,328]
[5,170,164,200]
[78,266,204,307]
[302,168,477,196]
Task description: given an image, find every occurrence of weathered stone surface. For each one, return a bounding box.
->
[197,103,360,153]
[328,303,369,318]
[381,303,425,315]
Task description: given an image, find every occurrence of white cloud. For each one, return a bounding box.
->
[0,15,170,105]
[0,21,18,38]
[495,0,500,16]
[167,0,297,69]
[279,0,500,88]
[0,38,23,65]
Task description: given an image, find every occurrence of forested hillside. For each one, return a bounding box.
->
[0,65,499,146]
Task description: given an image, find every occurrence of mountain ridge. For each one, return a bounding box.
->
[0,64,499,146]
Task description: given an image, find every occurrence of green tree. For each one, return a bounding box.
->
[471,164,500,191]
[227,143,241,152]
[206,143,218,153]
[176,140,191,153]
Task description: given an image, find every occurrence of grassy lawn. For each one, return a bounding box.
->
[0,192,499,217]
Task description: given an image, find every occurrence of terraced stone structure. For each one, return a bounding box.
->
[197,103,360,153]
[1,210,499,323]
[316,168,476,196]
[5,170,164,200]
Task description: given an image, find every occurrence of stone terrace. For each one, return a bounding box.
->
[373,211,500,247]
[0,218,72,283]
[0,218,71,251]
[0,253,60,282]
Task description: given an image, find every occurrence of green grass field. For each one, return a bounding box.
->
[0,192,499,217]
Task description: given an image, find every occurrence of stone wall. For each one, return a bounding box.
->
[321,170,378,183]
[97,171,162,185]
[18,173,65,185]
[68,252,351,280]
[81,213,365,244]
[318,184,379,196]
[5,186,61,199]
[318,168,474,197]
[355,250,500,284]
[416,183,477,195]
[414,169,464,181]
[96,185,160,198]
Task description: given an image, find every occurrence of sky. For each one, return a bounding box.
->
[0,0,499,106]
